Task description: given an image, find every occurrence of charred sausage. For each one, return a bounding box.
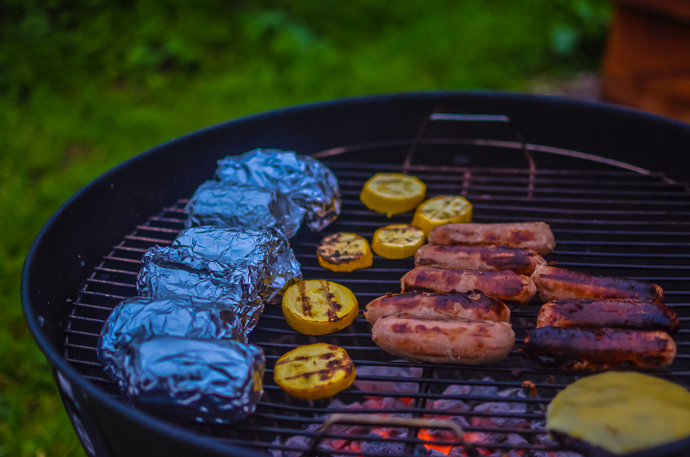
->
[401,266,536,308]
[532,265,664,303]
[364,290,510,324]
[372,315,515,364]
[428,222,555,255]
[414,244,545,275]
[523,326,677,371]
[537,298,679,333]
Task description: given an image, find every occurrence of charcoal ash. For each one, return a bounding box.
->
[360,434,406,455]
[354,364,423,395]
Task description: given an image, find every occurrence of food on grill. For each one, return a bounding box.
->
[401,266,536,308]
[411,195,473,236]
[282,280,359,335]
[428,221,555,255]
[98,297,246,384]
[137,246,264,336]
[274,343,355,400]
[537,298,679,333]
[317,232,373,272]
[371,224,426,259]
[364,290,510,324]
[532,264,664,303]
[360,173,426,217]
[215,148,341,231]
[184,182,302,237]
[118,336,265,423]
[523,326,677,371]
[172,226,302,304]
[546,372,690,455]
[371,315,515,364]
[414,244,546,275]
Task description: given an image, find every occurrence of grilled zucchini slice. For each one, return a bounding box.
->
[282,280,358,335]
[317,232,373,272]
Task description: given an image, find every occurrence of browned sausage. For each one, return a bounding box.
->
[401,266,536,308]
[428,222,555,255]
[532,265,664,303]
[414,244,545,275]
[537,298,679,333]
[523,326,676,371]
[372,315,515,364]
[364,290,510,324]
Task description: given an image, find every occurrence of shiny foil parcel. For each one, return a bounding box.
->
[136,246,264,336]
[184,181,302,238]
[119,336,265,423]
[172,226,302,304]
[98,297,246,385]
[215,149,341,232]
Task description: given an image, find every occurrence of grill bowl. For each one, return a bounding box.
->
[22,91,690,457]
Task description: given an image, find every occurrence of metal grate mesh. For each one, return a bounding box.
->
[62,122,690,456]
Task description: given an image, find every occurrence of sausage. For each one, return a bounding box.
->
[372,315,515,364]
[414,244,545,275]
[428,222,555,255]
[537,298,679,333]
[401,266,536,308]
[531,265,664,303]
[523,326,677,371]
[364,290,510,325]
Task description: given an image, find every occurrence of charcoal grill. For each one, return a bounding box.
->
[21,91,690,457]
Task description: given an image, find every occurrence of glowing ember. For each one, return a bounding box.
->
[418,428,457,454]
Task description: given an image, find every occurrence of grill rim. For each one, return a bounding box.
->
[21,90,690,457]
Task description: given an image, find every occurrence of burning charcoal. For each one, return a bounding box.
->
[434,384,472,411]
[468,377,500,399]
[119,336,264,424]
[497,388,527,399]
[353,364,422,395]
[280,434,312,457]
[98,297,245,384]
[472,401,529,430]
[137,246,264,336]
[173,226,302,303]
[185,181,303,237]
[215,148,341,231]
[361,434,406,455]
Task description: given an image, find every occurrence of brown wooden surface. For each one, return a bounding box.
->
[601,1,690,123]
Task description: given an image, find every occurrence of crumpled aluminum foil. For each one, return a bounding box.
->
[184,181,302,238]
[98,297,246,385]
[118,335,265,423]
[172,226,302,304]
[215,149,341,232]
[136,246,264,336]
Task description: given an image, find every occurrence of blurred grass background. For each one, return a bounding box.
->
[0,1,610,455]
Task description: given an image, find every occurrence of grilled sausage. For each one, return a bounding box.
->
[414,244,545,275]
[428,222,555,255]
[401,266,536,308]
[372,315,515,364]
[364,290,510,325]
[523,326,677,371]
[537,298,679,333]
[532,265,664,303]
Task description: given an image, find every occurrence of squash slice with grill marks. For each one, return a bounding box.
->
[282,280,358,335]
[317,232,373,272]
[274,343,356,400]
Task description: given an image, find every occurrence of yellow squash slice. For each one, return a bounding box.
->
[282,280,359,335]
[317,232,373,272]
[371,224,426,259]
[360,173,426,217]
[274,343,356,400]
[547,372,690,455]
[411,195,472,236]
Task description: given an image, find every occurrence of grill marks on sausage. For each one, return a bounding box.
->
[428,222,555,255]
[523,326,676,371]
[537,298,680,333]
[533,265,664,302]
[414,244,545,275]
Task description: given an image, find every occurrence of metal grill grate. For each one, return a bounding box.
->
[62,118,690,457]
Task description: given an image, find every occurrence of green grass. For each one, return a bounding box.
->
[0,1,609,455]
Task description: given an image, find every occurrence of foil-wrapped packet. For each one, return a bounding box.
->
[172,226,301,304]
[215,149,341,231]
[98,297,246,385]
[136,246,264,336]
[119,336,265,423]
[185,181,302,238]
